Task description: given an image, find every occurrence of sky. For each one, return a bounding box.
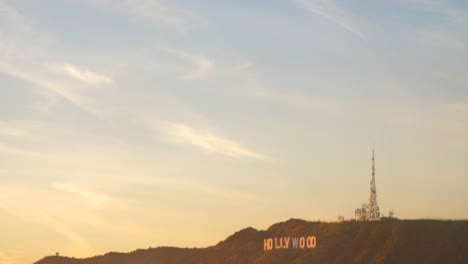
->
[1,0,468,263]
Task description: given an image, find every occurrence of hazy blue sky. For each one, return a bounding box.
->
[1,0,468,263]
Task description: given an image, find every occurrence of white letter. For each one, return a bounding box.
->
[275,237,281,249]
[299,237,305,248]
[292,237,299,248]
[306,236,316,248]
[284,237,290,249]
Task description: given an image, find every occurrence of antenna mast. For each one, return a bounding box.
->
[368,146,380,220]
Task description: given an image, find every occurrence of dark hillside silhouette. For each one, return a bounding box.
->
[35,218,468,264]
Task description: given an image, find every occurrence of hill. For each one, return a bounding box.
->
[34,218,468,264]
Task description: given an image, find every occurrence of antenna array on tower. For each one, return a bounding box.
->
[355,147,381,221]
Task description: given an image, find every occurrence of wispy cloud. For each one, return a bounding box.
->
[85,0,201,32]
[232,61,255,71]
[389,0,468,28]
[387,0,468,52]
[228,76,339,111]
[162,48,215,80]
[0,252,16,264]
[129,176,268,205]
[0,62,102,115]
[0,0,34,33]
[449,103,468,114]
[149,121,273,162]
[0,143,64,160]
[246,85,337,111]
[0,121,30,138]
[0,192,90,251]
[293,0,364,39]
[62,64,113,86]
[413,26,465,50]
[0,1,108,116]
[54,182,108,208]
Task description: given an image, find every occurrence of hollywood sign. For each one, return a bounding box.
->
[264,236,317,251]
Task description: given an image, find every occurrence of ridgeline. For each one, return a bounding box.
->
[35,218,468,264]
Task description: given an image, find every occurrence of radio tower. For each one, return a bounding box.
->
[367,147,380,220]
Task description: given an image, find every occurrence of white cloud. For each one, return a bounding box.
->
[85,0,201,32]
[0,2,105,116]
[54,182,108,208]
[63,64,113,86]
[0,62,102,116]
[151,121,273,162]
[232,61,255,71]
[293,0,364,39]
[163,48,215,80]
[182,57,214,80]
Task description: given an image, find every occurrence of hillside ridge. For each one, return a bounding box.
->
[35,218,468,264]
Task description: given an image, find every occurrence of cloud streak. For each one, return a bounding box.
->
[0,252,15,264]
[0,121,30,138]
[85,0,201,32]
[54,182,108,208]
[0,192,89,251]
[130,177,268,205]
[0,2,106,116]
[246,85,337,111]
[413,26,465,50]
[151,121,273,162]
[63,64,113,86]
[232,61,255,71]
[0,143,65,161]
[227,75,339,112]
[450,103,468,114]
[162,48,215,80]
[293,0,364,39]
[0,62,102,115]
[389,0,468,28]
